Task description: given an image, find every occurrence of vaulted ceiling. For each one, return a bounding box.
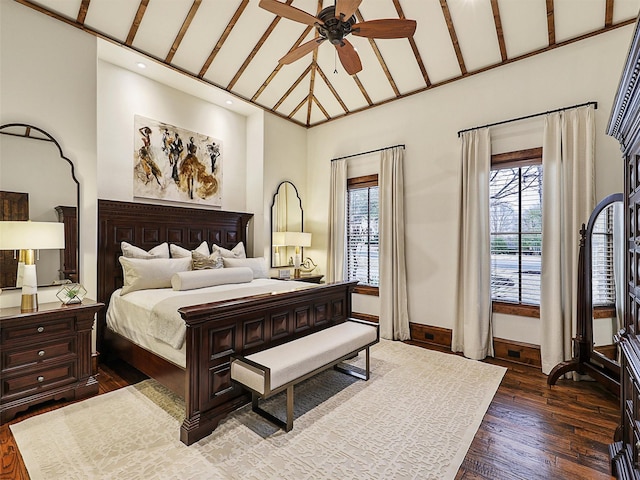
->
[15,0,640,128]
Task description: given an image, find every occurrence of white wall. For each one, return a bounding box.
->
[0,0,97,307]
[306,25,631,345]
[97,60,249,213]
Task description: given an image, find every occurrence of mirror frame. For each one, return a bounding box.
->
[548,192,622,395]
[270,181,303,269]
[0,122,80,286]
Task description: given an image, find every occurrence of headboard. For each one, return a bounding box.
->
[97,199,253,310]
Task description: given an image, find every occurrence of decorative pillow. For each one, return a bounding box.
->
[119,257,192,295]
[222,257,268,279]
[170,241,209,259]
[212,242,246,259]
[121,241,170,259]
[192,250,224,270]
[171,267,253,291]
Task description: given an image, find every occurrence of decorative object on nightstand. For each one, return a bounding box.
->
[0,220,65,312]
[56,283,87,305]
[300,257,318,274]
[0,299,104,422]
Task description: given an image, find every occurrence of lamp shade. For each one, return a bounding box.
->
[0,221,65,250]
[281,231,311,247]
[272,231,286,247]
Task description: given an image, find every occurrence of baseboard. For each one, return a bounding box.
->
[351,312,379,323]
[493,338,541,368]
[409,323,451,349]
[408,322,541,368]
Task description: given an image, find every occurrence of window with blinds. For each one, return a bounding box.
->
[490,163,543,307]
[347,175,379,289]
[592,204,616,307]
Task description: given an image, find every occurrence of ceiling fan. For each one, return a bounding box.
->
[259,0,417,75]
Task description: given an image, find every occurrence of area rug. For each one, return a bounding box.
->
[11,340,506,480]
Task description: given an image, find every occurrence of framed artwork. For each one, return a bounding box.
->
[133,115,222,206]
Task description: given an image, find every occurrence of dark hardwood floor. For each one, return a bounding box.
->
[0,344,618,480]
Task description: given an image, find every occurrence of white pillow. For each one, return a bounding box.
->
[171,267,254,291]
[223,257,269,279]
[121,241,170,259]
[212,242,246,258]
[119,257,192,295]
[170,241,209,258]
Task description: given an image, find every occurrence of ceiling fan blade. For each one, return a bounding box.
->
[335,39,362,75]
[258,0,318,26]
[335,0,361,19]
[279,38,326,64]
[352,19,417,39]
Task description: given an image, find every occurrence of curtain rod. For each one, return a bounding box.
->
[457,101,598,137]
[331,144,405,162]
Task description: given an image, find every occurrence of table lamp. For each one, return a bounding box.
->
[0,221,65,312]
[283,231,312,278]
[272,231,286,267]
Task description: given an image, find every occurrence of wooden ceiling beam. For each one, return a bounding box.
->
[547,0,555,46]
[355,10,400,97]
[440,0,466,76]
[274,64,312,111]
[125,0,149,46]
[289,95,308,119]
[306,0,323,126]
[352,74,373,106]
[198,0,249,78]
[252,25,313,102]
[313,95,330,120]
[165,0,201,64]
[227,0,294,91]
[316,65,349,113]
[393,0,430,87]
[491,0,508,62]
[76,0,90,25]
[605,0,614,27]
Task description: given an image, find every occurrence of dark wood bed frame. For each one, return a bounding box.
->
[97,199,356,445]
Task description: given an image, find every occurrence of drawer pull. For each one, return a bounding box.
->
[37,326,45,333]
[38,350,45,357]
[37,376,44,383]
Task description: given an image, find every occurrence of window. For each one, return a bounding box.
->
[490,148,543,317]
[347,175,379,294]
[592,203,616,316]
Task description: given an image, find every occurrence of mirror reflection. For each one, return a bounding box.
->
[271,181,303,268]
[592,197,623,362]
[0,124,79,289]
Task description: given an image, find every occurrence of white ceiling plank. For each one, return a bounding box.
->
[28,0,81,21]
[555,0,607,43]
[497,0,548,59]
[84,0,142,42]
[613,0,640,23]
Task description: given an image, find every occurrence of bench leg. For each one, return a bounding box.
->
[334,346,371,381]
[251,389,295,432]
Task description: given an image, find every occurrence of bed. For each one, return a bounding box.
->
[97,199,356,445]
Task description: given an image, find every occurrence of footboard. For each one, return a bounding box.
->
[177,280,357,445]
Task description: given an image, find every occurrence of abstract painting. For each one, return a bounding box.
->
[133,115,222,206]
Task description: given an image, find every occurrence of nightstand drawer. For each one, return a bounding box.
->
[2,362,76,398]
[2,337,76,371]
[2,317,75,343]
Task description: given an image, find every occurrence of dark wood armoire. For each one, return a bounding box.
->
[608,12,640,479]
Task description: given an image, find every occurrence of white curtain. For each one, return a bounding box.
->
[540,106,595,375]
[327,159,347,282]
[379,146,410,340]
[453,128,494,360]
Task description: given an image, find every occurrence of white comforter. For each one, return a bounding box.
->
[106,278,316,357]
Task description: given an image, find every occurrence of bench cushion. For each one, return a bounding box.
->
[231,321,378,395]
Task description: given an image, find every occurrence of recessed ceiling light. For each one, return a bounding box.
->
[136,62,146,69]
[225,100,233,105]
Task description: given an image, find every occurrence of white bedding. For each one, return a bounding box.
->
[106,278,316,368]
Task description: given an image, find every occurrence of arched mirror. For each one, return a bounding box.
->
[548,193,622,395]
[0,123,80,288]
[270,181,303,268]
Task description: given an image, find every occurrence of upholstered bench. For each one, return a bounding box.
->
[230,318,379,431]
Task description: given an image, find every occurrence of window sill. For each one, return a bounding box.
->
[353,285,379,296]
[492,301,539,318]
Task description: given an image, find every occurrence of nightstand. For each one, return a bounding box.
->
[271,274,324,284]
[0,299,104,422]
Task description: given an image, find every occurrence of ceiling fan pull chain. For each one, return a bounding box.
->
[334,50,338,74]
